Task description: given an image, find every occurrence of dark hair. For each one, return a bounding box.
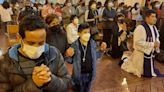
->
[34,3,38,8]
[88,0,97,10]
[119,2,125,7]
[113,0,118,2]
[70,15,77,22]
[2,1,10,9]
[145,0,150,7]
[19,15,48,39]
[55,3,60,6]
[104,0,110,8]
[114,13,125,21]
[45,0,49,5]
[153,1,160,9]
[144,9,156,19]
[134,2,139,10]
[45,14,59,25]
[64,0,71,6]
[97,2,102,7]
[78,23,90,32]
[160,2,164,10]
[150,1,155,8]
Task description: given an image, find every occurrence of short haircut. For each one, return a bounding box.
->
[2,1,10,9]
[88,0,97,10]
[144,9,156,19]
[78,23,90,33]
[104,0,110,8]
[97,2,102,6]
[70,15,77,22]
[45,14,59,25]
[19,15,48,39]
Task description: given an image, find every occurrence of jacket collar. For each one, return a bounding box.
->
[8,43,49,61]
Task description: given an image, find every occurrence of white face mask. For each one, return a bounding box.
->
[22,43,45,59]
[155,4,160,9]
[137,5,140,9]
[108,2,114,8]
[117,8,122,12]
[81,33,91,42]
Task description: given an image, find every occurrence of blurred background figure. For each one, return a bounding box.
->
[66,15,79,45]
[46,14,68,55]
[62,0,77,26]
[102,0,117,48]
[110,13,128,59]
[131,3,142,27]
[97,1,104,22]
[53,3,63,22]
[18,1,38,22]
[0,1,13,34]
[85,0,99,40]
[159,2,164,50]
[41,0,54,18]
[76,0,86,24]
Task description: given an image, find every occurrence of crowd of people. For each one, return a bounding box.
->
[0,0,164,92]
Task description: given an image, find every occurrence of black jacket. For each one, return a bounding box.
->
[46,28,68,55]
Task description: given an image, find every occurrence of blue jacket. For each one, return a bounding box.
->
[0,44,71,92]
[66,39,102,84]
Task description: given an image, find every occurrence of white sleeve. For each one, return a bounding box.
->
[9,8,13,15]
[134,25,154,55]
[66,25,76,44]
[131,9,138,15]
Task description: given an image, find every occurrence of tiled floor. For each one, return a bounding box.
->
[0,34,164,92]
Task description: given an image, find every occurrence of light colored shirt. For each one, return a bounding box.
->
[41,5,54,18]
[118,23,127,46]
[97,7,105,21]
[0,5,13,22]
[131,8,140,20]
[66,23,79,44]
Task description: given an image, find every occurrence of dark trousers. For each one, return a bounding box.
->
[103,29,112,48]
[143,56,154,77]
[73,73,92,92]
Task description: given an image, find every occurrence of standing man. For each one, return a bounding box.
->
[0,15,71,92]
[121,10,163,77]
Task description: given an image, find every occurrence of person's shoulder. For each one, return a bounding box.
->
[49,45,60,53]
[136,25,145,29]
[134,25,145,33]
[66,23,73,29]
[70,39,79,49]
[90,39,96,45]
[46,45,62,59]
[0,53,13,68]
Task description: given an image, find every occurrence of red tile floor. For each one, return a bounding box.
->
[0,33,164,92]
